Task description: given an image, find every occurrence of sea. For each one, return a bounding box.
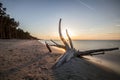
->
[39,40,120,74]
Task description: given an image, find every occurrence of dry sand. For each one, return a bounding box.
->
[0,39,120,80]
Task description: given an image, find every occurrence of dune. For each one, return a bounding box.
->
[0,39,120,80]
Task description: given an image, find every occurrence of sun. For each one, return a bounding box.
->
[62,29,75,40]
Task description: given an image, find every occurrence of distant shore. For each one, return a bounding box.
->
[0,39,120,80]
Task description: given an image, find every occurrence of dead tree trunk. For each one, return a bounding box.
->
[45,19,119,69]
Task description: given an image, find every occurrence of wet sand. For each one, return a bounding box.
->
[0,39,120,80]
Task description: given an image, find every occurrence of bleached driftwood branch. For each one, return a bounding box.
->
[76,47,119,56]
[50,40,66,49]
[45,41,52,52]
[45,19,119,69]
[66,29,73,49]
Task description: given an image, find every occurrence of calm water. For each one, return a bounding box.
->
[72,40,120,74]
[39,40,120,74]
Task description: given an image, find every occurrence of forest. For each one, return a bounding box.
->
[0,2,37,39]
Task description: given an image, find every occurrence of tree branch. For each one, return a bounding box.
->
[50,44,66,49]
[77,47,119,56]
[66,29,73,49]
[59,19,70,50]
[45,41,52,52]
[50,40,66,49]
[46,19,119,69]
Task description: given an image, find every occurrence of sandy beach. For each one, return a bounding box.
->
[0,39,120,80]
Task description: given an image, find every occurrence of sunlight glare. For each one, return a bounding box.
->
[62,28,76,40]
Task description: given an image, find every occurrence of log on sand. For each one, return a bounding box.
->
[45,19,119,69]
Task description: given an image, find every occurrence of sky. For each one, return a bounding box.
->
[1,0,120,40]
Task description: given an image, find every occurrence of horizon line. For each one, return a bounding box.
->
[39,39,120,41]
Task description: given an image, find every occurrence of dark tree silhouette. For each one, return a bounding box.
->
[0,2,37,39]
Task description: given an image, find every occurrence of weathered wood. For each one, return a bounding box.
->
[45,41,52,52]
[66,29,73,49]
[52,19,75,69]
[59,19,70,50]
[50,40,65,49]
[77,47,119,56]
[52,49,75,69]
[45,19,119,69]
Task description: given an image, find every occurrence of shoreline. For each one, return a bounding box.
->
[39,39,120,74]
[38,40,65,52]
[0,39,120,80]
[84,56,120,75]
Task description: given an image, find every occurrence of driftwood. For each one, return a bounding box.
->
[45,41,52,52]
[45,19,119,69]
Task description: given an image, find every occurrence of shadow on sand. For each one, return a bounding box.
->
[52,58,120,80]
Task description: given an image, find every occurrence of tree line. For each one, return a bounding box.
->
[0,2,37,39]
